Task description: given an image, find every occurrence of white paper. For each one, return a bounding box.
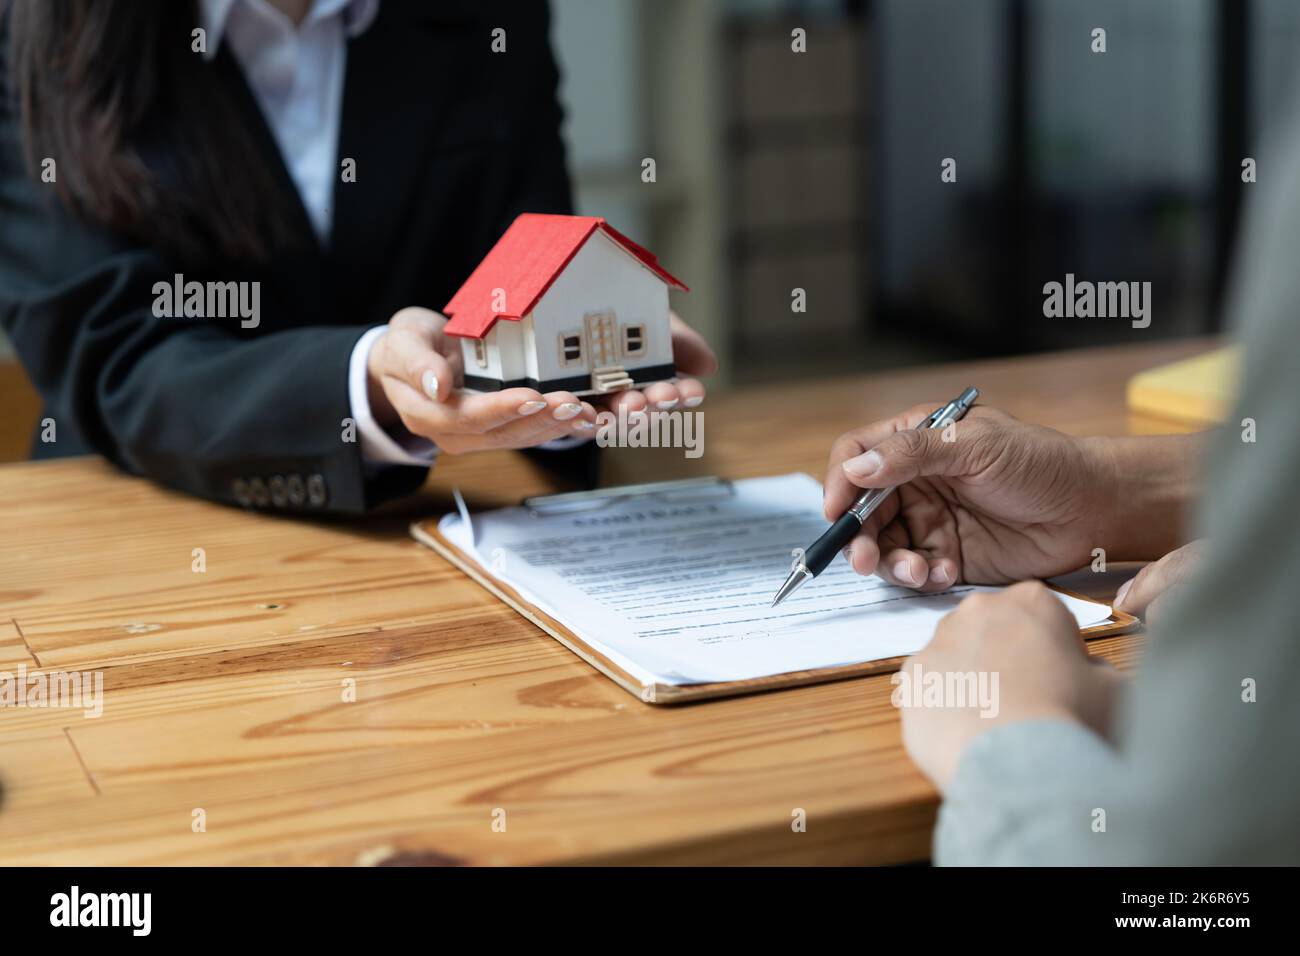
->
[439,473,1112,686]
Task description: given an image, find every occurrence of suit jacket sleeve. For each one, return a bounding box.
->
[0,104,419,515]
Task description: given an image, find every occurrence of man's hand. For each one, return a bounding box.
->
[824,405,1117,589]
[899,582,1126,791]
[1113,539,1207,628]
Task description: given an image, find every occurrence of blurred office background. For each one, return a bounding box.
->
[551,0,1300,385]
[4,0,1300,458]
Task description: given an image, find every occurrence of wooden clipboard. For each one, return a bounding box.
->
[410,513,1139,706]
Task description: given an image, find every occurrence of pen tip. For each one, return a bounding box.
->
[771,567,807,608]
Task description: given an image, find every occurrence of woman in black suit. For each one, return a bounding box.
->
[0,0,715,513]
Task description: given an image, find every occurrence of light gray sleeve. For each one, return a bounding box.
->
[931,89,1300,866]
[935,720,1123,865]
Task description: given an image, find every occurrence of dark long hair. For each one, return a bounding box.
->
[2,0,294,264]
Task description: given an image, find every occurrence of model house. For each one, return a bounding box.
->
[443,214,688,395]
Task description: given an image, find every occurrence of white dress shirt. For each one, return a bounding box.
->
[200,0,435,467]
[200,0,584,467]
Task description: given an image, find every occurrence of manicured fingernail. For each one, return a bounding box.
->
[843,450,883,478]
[657,399,679,410]
[422,370,439,401]
[1115,579,1133,607]
[573,419,595,431]
[683,396,703,407]
[517,401,547,416]
[893,560,917,585]
[553,403,582,421]
[930,564,950,585]
[842,547,853,564]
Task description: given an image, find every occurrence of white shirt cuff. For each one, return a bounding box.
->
[348,326,439,468]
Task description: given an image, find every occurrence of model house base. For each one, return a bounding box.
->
[462,363,677,397]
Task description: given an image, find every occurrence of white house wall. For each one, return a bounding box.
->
[529,230,672,384]
[494,321,527,380]
[460,324,521,382]
[522,315,539,381]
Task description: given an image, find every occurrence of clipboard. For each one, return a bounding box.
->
[410,477,1139,705]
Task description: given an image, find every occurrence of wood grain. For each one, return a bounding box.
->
[0,339,1207,865]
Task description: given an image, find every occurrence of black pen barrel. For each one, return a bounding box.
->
[804,512,863,577]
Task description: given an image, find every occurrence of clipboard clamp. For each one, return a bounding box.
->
[523,476,734,517]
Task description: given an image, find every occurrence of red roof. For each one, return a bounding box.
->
[443,214,688,339]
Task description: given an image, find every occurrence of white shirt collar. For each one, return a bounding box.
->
[198,0,380,62]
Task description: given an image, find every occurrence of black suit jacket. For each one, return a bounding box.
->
[0,0,596,514]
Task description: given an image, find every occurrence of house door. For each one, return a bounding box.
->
[584,312,617,368]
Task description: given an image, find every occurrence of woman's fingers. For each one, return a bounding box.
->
[607,389,649,414]
[381,307,455,401]
[642,380,681,409]
[388,385,538,437]
[570,401,599,435]
[425,391,598,452]
[460,397,595,450]
[372,307,605,452]
[668,312,718,376]
[371,306,713,451]
[675,377,706,407]
[543,390,587,423]
[377,349,457,424]
[600,376,705,413]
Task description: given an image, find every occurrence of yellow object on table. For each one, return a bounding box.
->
[1127,345,1240,425]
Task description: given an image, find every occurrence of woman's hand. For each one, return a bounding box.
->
[368,308,718,454]
[366,307,599,453]
[823,405,1116,589]
[599,311,718,413]
[900,582,1126,790]
[1112,539,1206,628]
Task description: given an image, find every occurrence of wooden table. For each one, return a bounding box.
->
[0,339,1209,865]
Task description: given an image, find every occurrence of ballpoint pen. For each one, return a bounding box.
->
[770,386,980,607]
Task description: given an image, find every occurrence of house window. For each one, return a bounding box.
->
[473,339,488,368]
[559,332,583,365]
[622,324,646,356]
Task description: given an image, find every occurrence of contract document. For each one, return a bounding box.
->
[434,473,1114,689]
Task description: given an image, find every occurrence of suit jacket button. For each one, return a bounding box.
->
[249,477,270,507]
[286,474,306,507]
[232,478,252,507]
[269,475,288,508]
[307,473,328,508]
